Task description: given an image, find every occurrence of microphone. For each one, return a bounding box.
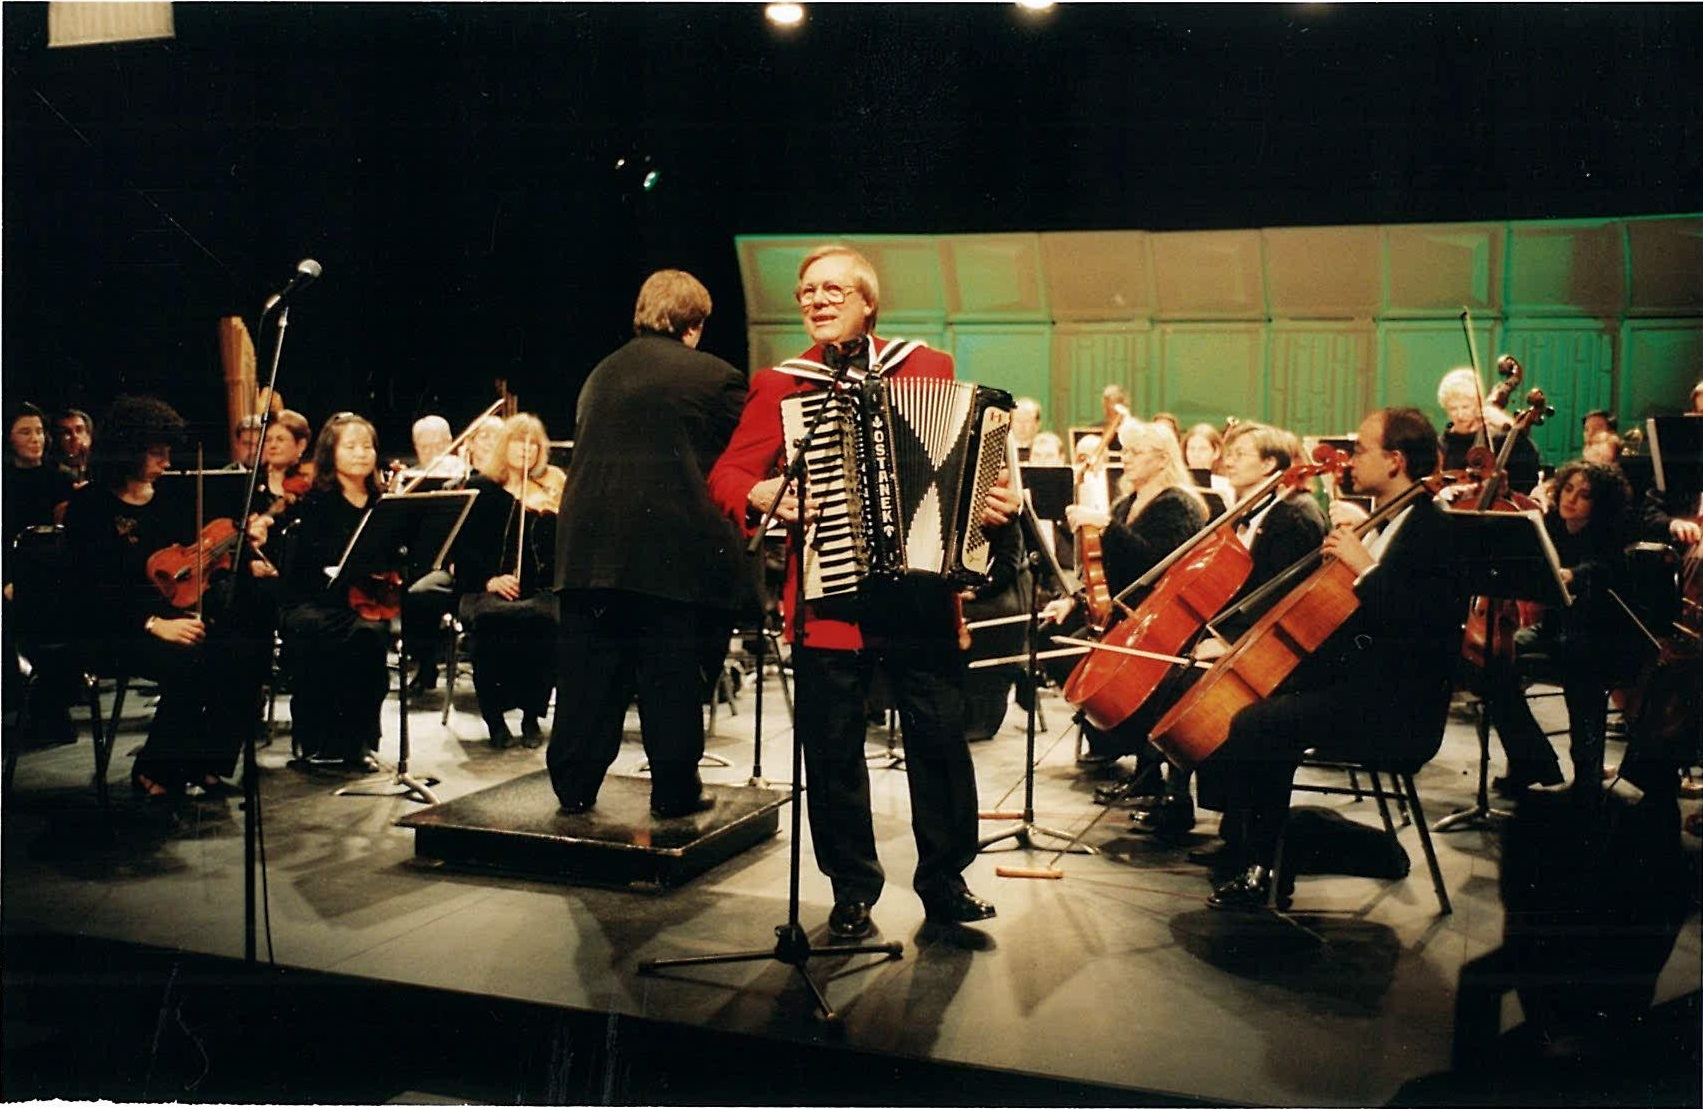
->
[263,258,323,312]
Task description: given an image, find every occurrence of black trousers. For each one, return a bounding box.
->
[793,642,980,906]
[1485,625,1615,800]
[460,590,558,719]
[280,601,389,762]
[113,629,268,787]
[1208,678,1446,869]
[547,589,732,812]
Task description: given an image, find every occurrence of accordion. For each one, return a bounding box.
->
[781,377,1014,601]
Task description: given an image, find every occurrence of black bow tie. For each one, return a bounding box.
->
[822,338,869,375]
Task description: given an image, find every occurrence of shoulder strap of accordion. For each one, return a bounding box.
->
[773,358,842,384]
[869,337,926,377]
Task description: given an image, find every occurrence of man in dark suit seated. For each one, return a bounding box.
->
[1199,406,1465,909]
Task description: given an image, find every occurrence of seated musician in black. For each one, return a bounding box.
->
[1042,418,1209,803]
[60,395,269,797]
[6,401,78,745]
[279,413,391,770]
[1483,460,1638,803]
[453,413,563,747]
[1159,422,1330,840]
[1203,406,1464,909]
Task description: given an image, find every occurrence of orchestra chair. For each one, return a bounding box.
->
[1275,752,1452,916]
[4,666,133,812]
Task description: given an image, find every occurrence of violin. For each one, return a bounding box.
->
[265,460,316,517]
[1061,447,1350,732]
[1073,403,1131,625]
[349,570,403,622]
[147,517,243,610]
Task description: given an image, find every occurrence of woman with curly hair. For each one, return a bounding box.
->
[278,413,391,769]
[1488,459,1637,804]
[60,395,269,797]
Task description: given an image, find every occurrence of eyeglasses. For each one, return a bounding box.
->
[795,282,855,306]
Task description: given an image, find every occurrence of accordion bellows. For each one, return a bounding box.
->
[782,377,1014,601]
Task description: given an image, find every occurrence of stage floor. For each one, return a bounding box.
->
[4,665,1699,1106]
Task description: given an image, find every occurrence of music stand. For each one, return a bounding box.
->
[1433,509,1573,833]
[333,490,476,805]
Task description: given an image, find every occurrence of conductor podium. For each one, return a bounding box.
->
[397,772,787,890]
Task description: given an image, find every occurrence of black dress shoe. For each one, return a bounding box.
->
[485,714,513,749]
[921,888,997,924]
[1492,763,1565,798]
[1207,865,1273,911]
[1130,797,1196,836]
[651,794,716,820]
[519,714,544,747]
[827,900,875,940]
[557,798,593,815]
[406,665,440,696]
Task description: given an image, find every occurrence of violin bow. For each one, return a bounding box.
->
[1460,306,1492,455]
[195,444,205,621]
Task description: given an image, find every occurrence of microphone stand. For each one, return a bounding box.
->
[236,303,290,967]
[638,364,902,1024]
[977,504,1096,869]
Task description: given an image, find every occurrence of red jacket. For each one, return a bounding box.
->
[706,337,955,651]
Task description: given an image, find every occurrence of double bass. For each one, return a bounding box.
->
[1150,469,1457,770]
[1060,448,1349,732]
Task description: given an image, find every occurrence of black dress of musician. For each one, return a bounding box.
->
[453,414,563,747]
[6,402,77,744]
[60,395,268,796]
[279,414,390,769]
[1204,407,1464,909]
[549,270,747,818]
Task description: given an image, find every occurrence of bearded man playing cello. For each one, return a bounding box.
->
[1196,406,1465,910]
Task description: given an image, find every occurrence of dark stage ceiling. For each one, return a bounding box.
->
[4,3,1699,445]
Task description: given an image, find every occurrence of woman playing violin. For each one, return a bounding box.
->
[453,413,564,746]
[253,411,313,518]
[1044,419,1208,785]
[279,413,389,770]
[1484,460,1637,803]
[60,395,269,797]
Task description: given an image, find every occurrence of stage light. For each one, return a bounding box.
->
[642,170,660,192]
[766,3,805,28]
[1015,0,1055,11]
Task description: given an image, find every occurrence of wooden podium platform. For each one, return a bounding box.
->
[397,772,787,891]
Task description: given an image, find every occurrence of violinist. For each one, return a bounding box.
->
[1484,461,1638,803]
[1438,367,1543,493]
[6,401,77,745]
[1202,407,1463,910]
[52,407,94,487]
[278,413,389,770]
[252,410,313,533]
[1181,422,1236,507]
[1010,396,1043,462]
[1044,418,1209,795]
[453,413,564,747]
[467,415,506,479]
[60,395,268,797]
[408,415,469,486]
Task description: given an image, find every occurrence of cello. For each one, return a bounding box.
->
[1150,468,1459,770]
[1059,448,1349,732]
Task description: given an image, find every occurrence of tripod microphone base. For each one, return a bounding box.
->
[977,821,1097,856]
[337,770,442,805]
[638,922,903,1023]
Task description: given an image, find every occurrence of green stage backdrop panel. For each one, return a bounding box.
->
[1379,318,1503,414]
[945,324,1052,404]
[1620,321,1703,420]
[1051,322,1154,430]
[1157,322,1268,430]
[1038,231,1154,322]
[1263,226,1383,321]
[1150,229,1265,321]
[1383,223,1505,319]
[1505,219,1627,318]
[1268,321,1378,437]
[1501,320,1617,460]
[1626,216,1703,316]
[939,234,1049,322]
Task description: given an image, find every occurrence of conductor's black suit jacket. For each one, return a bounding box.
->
[554,331,747,609]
